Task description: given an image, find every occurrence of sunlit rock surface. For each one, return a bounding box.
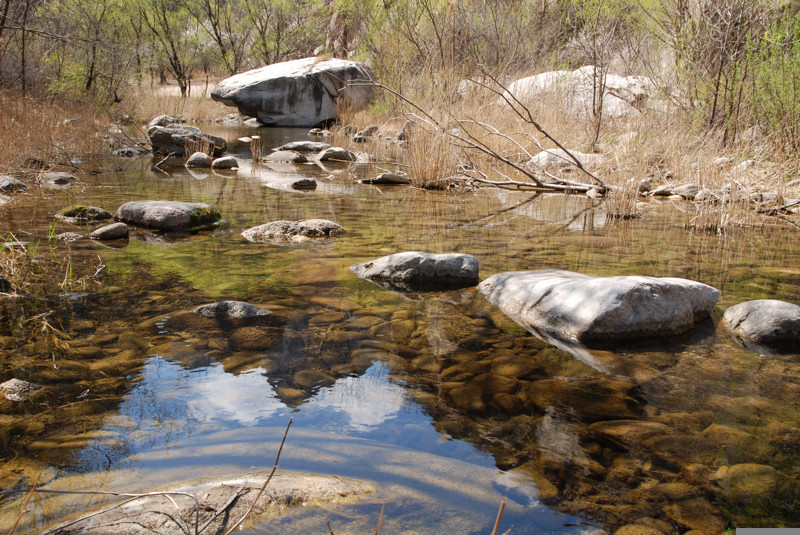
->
[115,200,222,232]
[722,299,800,347]
[211,57,375,127]
[479,270,719,341]
[242,219,345,243]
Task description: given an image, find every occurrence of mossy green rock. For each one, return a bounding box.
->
[115,200,222,231]
[57,205,112,221]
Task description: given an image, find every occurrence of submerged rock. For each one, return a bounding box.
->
[48,471,374,535]
[722,299,800,348]
[1,378,43,401]
[351,251,480,291]
[56,205,113,221]
[242,219,344,243]
[211,57,375,127]
[193,300,271,319]
[115,200,222,232]
[478,270,719,342]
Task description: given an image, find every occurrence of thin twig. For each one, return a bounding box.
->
[222,418,293,535]
[374,504,385,535]
[196,480,248,534]
[490,499,507,535]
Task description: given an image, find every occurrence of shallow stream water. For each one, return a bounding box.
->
[1,125,799,533]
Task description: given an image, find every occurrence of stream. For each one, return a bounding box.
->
[1,125,799,534]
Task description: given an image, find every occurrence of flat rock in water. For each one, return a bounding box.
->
[262,150,308,164]
[48,471,374,535]
[273,141,331,152]
[211,57,375,127]
[478,269,719,342]
[41,172,77,185]
[194,300,271,319]
[90,222,129,241]
[147,125,226,156]
[1,378,43,401]
[291,178,317,190]
[361,173,410,185]
[242,219,344,243]
[115,200,222,232]
[56,205,113,221]
[351,251,480,291]
[0,175,26,192]
[722,299,800,348]
[315,147,356,162]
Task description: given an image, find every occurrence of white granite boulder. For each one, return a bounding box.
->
[211,57,375,127]
[478,270,719,342]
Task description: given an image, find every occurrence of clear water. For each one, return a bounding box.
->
[1,125,799,533]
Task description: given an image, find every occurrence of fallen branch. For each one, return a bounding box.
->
[222,418,293,535]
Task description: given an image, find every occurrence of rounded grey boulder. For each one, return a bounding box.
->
[722,299,800,345]
[148,125,226,156]
[115,200,222,232]
[211,57,375,127]
[351,251,480,291]
[194,300,271,319]
[185,152,212,168]
[478,269,719,342]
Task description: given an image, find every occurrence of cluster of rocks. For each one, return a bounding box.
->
[350,251,800,353]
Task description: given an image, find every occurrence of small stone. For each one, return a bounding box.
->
[211,156,238,169]
[90,222,129,241]
[185,152,212,168]
[41,172,77,185]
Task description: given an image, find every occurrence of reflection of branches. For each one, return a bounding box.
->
[5,420,295,535]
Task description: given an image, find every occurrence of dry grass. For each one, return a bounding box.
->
[122,83,231,125]
[0,91,105,174]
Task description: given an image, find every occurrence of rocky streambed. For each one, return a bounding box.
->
[0,123,799,534]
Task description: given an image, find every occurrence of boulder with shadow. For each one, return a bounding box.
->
[351,251,480,292]
[211,57,375,127]
[115,200,222,232]
[478,269,719,342]
[722,299,800,352]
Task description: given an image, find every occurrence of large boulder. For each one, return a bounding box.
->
[722,299,800,347]
[242,219,344,243]
[147,124,226,156]
[478,270,719,342]
[351,251,480,291]
[504,66,653,119]
[211,57,375,127]
[115,200,222,232]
